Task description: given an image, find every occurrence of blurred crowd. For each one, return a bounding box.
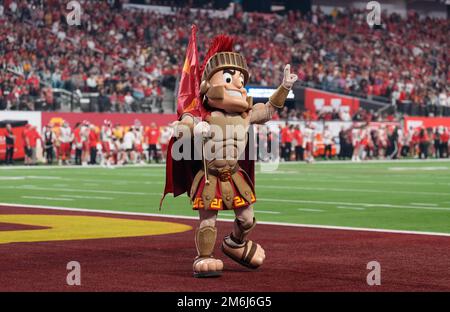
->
[0,0,166,112]
[293,9,448,109]
[273,106,397,122]
[0,1,448,115]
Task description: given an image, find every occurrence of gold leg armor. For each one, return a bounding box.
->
[193,226,224,278]
[195,226,217,257]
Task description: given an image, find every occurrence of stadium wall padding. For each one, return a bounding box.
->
[0,111,42,130]
[304,88,360,114]
[404,117,450,131]
[0,122,27,160]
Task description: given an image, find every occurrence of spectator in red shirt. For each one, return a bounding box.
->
[26,73,40,96]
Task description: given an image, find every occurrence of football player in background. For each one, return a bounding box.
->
[303,123,315,163]
[159,125,173,162]
[133,121,145,164]
[58,121,73,165]
[101,120,114,167]
[88,124,99,165]
[43,124,56,164]
[80,121,91,165]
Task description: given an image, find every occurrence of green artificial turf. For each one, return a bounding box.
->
[1,161,450,234]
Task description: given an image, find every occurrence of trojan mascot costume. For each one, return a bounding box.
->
[162,25,298,277]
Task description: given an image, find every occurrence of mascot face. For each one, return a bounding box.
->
[206,69,249,114]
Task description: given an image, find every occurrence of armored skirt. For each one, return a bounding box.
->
[190,165,256,210]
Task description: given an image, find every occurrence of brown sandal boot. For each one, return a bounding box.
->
[221,218,265,269]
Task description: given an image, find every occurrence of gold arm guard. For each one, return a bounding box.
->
[195,226,217,257]
[269,85,290,109]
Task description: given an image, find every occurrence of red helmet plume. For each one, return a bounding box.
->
[200,35,234,77]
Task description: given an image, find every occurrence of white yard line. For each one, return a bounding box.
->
[0,164,166,170]
[25,176,62,180]
[1,159,449,171]
[254,210,281,214]
[21,196,74,201]
[8,185,450,212]
[297,208,324,212]
[337,206,366,211]
[258,185,450,197]
[21,177,163,185]
[1,202,449,237]
[410,203,438,207]
[59,195,114,200]
[257,177,440,186]
[257,198,450,211]
[5,185,150,196]
[389,167,449,171]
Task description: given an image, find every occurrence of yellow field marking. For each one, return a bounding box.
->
[0,214,192,244]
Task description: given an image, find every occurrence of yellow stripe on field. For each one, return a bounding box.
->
[0,215,192,244]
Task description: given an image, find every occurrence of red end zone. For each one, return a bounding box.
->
[0,205,449,292]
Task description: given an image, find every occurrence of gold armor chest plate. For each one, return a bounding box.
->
[204,111,250,170]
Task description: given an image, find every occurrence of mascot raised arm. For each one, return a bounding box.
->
[162,25,298,278]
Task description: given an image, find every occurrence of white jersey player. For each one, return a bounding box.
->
[303,124,315,163]
[101,120,114,166]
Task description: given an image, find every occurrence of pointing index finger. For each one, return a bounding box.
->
[284,64,291,76]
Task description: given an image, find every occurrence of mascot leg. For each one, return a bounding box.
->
[221,205,265,269]
[193,209,224,278]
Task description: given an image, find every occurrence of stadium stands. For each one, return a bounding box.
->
[0,1,448,117]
